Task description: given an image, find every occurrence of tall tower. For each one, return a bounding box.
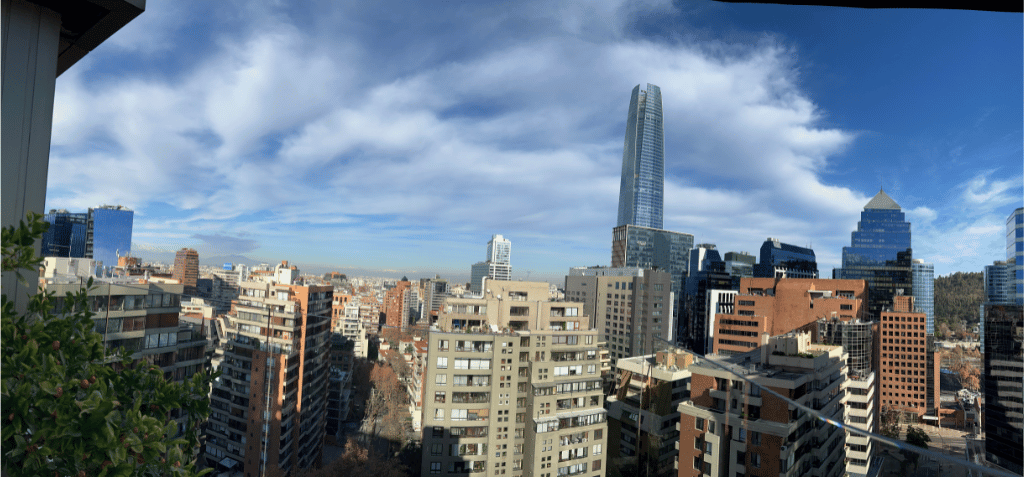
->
[911,259,935,334]
[486,234,511,265]
[617,83,664,230]
[1007,207,1023,305]
[470,235,512,294]
[86,205,134,270]
[173,248,200,292]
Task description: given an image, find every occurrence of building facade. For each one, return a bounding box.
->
[982,303,1023,475]
[1007,207,1023,305]
[420,280,607,477]
[612,224,693,340]
[834,189,913,320]
[617,83,664,230]
[173,248,200,293]
[41,209,88,258]
[383,280,412,330]
[684,244,734,353]
[677,332,848,477]
[87,205,134,270]
[753,238,817,279]
[470,235,513,294]
[910,259,935,335]
[878,294,939,422]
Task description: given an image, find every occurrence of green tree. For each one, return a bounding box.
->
[901,426,931,470]
[1,213,216,477]
[879,404,902,439]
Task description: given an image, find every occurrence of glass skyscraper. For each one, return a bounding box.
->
[87,205,134,269]
[617,83,664,230]
[834,189,913,319]
[1007,207,1023,305]
[911,259,935,334]
[41,209,88,258]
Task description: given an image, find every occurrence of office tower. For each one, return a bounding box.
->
[470,235,513,294]
[753,238,817,279]
[420,279,607,477]
[384,280,412,330]
[205,262,332,475]
[910,259,935,335]
[611,224,693,338]
[617,83,664,230]
[606,350,695,477]
[1007,207,1023,305]
[209,269,242,314]
[683,244,734,353]
[816,318,876,477]
[565,266,674,363]
[710,277,867,356]
[173,248,200,293]
[723,251,755,279]
[87,205,134,269]
[677,332,847,477]
[984,261,1011,303]
[982,303,1023,475]
[834,189,913,319]
[41,209,88,257]
[878,294,939,423]
[423,276,451,324]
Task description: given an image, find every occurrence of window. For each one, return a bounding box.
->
[431,444,442,456]
[430,462,441,474]
[593,444,602,455]
[435,391,446,403]
[695,417,704,430]
[437,357,448,369]
[750,431,760,446]
[738,428,745,443]
[438,340,449,351]
[704,442,713,454]
[432,427,444,438]
[751,453,761,468]
[434,409,444,421]
[451,409,468,421]
[436,374,447,386]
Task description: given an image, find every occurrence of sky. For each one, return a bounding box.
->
[46,1,1022,283]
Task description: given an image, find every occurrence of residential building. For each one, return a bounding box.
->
[204,262,332,476]
[982,303,1023,475]
[41,209,88,257]
[488,234,512,265]
[833,188,913,320]
[173,248,200,294]
[910,259,935,335]
[753,238,817,279]
[606,350,696,477]
[683,244,734,353]
[565,267,674,364]
[710,277,867,356]
[423,276,451,324]
[420,279,607,477]
[611,224,693,339]
[878,293,939,423]
[470,235,513,294]
[384,280,413,330]
[676,332,848,477]
[617,83,664,230]
[87,205,134,270]
[1007,207,1023,305]
[209,268,242,315]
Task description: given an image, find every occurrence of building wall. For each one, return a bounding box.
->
[878,295,935,422]
[173,248,199,290]
[982,303,1023,475]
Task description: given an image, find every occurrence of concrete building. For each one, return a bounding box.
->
[384,280,413,330]
[208,268,242,315]
[470,235,513,294]
[204,262,332,476]
[878,294,939,423]
[423,276,451,324]
[173,248,200,293]
[677,332,848,477]
[420,279,607,477]
[982,303,1023,475]
[565,266,674,364]
[710,277,867,356]
[606,350,696,477]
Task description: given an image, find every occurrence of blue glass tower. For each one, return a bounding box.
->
[753,238,818,278]
[911,259,935,334]
[1007,207,1023,305]
[87,206,134,268]
[41,210,88,258]
[617,83,664,230]
[834,189,913,319]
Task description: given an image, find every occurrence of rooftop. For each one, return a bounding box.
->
[864,188,901,210]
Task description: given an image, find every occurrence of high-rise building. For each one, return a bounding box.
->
[984,261,1011,303]
[982,303,1023,475]
[617,83,664,230]
[1007,207,1023,305]
[205,262,332,476]
[87,205,134,269]
[753,238,817,279]
[565,266,674,363]
[723,252,755,279]
[470,235,513,294]
[834,189,913,319]
[41,209,88,258]
[677,332,848,477]
[422,276,451,324]
[173,248,200,293]
[383,280,412,330]
[683,244,734,353]
[709,277,868,356]
[611,224,693,339]
[910,259,935,335]
[878,294,939,423]
[209,269,242,315]
[420,279,607,477]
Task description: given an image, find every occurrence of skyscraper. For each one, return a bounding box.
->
[982,303,1023,475]
[911,259,935,335]
[87,205,134,269]
[611,224,693,339]
[617,83,664,230]
[1007,207,1023,305]
[753,237,818,279]
[834,188,913,319]
[173,248,200,293]
[487,234,511,265]
[41,209,88,258]
[470,234,512,294]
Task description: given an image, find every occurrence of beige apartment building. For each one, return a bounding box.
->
[421,279,608,477]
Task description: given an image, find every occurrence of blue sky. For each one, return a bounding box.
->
[46,1,1021,282]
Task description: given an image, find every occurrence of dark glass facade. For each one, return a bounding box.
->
[88,206,134,268]
[834,191,913,319]
[1008,208,1023,305]
[683,246,734,353]
[41,211,88,258]
[983,304,1023,475]
[753,238,817,278]
[617,84,664,230]
[612,224,693,336]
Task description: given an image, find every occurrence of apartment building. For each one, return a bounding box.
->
[677,332,847,477]
[565,267,674,364]
[173,248,200,293]
[878,294,939,423]
[204,262,333,476]
[710,278,867,356]
[606,351,695,477]
[420,279,607,477]
[816,318,876,477]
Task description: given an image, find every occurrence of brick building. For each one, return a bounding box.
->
[878,293,939,423]
[383,280,412,330]
[173,248,199,293]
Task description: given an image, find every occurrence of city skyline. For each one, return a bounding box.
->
[45,2,1021,282]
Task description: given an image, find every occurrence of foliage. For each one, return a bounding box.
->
[879,404,902,439]
[1,213,215,477]
[292,438,407,477]
[934,272,984,331]
[901,426,931,470]
[943,346,981,391]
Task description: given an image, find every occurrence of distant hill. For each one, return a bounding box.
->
[934,271,984,324]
